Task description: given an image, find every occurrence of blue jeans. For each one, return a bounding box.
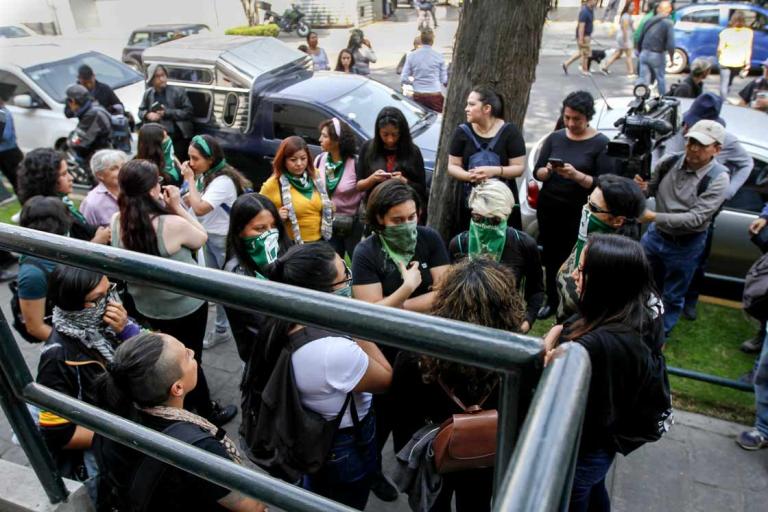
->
[637,50,667,95]
[569,449,615,512]
[755,332,768,436]
[303,411,377,510]
[203,233,229,333]
[641,224,707,337]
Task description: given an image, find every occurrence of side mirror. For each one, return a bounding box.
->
[12,94,36,108]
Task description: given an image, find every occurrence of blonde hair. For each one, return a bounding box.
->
[467,179,515,219]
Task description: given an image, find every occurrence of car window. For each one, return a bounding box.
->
[733,9,768,32]
[725,157,768,214]
[0,26,30,38]
[680,9,720,26]
[272,103,326,145]
[165,67,213,84]
[0,70,34,98]
[129,32,151,47]
[24,52,142,104]
[188,90,212,121]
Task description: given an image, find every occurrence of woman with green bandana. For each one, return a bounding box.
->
[181,134,250,349]
[136,122,182,187]
[260,135,334,244]
[17,148,110,244]
[555,174,646,322]
[351,179,449,499]
[316,117,363,260]
[449,179,544,334]
[224,193,293,362]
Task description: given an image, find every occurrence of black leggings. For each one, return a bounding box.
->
[537,200,581,309]
[146,302,212,416]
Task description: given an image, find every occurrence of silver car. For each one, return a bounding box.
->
[520,97,768,285]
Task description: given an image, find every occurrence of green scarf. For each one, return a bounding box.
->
[285,172,315,200]
[468,219,507,262]
[324,156,345,195]
[60,194,87,224]
[243,229,279,274]
[195,159,228,192]
[162,138,180,183]
[573,205,615,264]
[378,222,418,271]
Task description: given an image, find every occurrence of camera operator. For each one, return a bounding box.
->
[64,84,113,165]
[635,120,730,339]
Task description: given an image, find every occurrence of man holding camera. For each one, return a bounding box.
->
[635,120,730,338]
[138,64,194,161]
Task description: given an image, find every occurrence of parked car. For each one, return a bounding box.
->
[0,39,144,155]
[122,24,210,72]
[520,96,768,286]
[667,2,768,74]
[140,34,441,190]
[0,25,35,39]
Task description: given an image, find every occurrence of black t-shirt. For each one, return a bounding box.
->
[738,77,768,104]
[97,414,232,511]
[535,129,611,209]
[352,226,449,298]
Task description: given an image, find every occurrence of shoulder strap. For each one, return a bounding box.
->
[459,123,483,150]
[654,153,683,189]
[457,231,468,255]
[697,165,727,196]
[287,326,343,353]
[638,17,664,51]
[437,375,498,412]
[487,122,510,151]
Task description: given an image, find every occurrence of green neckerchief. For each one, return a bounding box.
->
[243,229,279,272]
[468,219,507,262]
[60,194,87,224]
[573,205,615,264]
[162,138,180,183]
[378,222,418,272]
[285,172,315,200]
[195,159,228,192]
[324,156,345,195]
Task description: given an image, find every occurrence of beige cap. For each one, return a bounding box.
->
[685,120,725,146]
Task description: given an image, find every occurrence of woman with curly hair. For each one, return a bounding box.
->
[392,258,526,512]
[316,117,363,259]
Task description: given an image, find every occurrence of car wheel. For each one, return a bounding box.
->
[296,21,311,38]
[666,49,687,74]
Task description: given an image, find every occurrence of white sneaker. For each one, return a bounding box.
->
[11,211,20,224]
[203,329,234,349]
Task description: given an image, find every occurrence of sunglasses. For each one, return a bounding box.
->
[587,199,611,215]
[471,213,504,226]
[330,265,353,288]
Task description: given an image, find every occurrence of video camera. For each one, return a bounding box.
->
[606,84,680,180]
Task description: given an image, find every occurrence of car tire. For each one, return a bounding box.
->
[296,21,310,38]
[666,48,688,75]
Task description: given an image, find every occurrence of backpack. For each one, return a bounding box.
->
[458,122,509,206]
[9,259,53,343]
[743,252,768,321]
[240,326,360,482]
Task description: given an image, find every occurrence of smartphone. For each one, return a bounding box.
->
[548,158,564,168]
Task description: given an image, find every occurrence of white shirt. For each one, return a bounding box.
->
[198,176,237,235]
[292,335,371,428]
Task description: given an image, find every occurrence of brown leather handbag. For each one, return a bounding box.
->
[432,377,498,474]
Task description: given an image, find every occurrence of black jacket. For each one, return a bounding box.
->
[71,101,112,151]
[671,75,702,99]
[91,80,123,114]
[138,85,194,138]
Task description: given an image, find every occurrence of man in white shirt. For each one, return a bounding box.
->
[400,29,448,112]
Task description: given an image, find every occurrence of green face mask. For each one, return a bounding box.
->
[573,205,615,264]
[242,229,279,270]
[378,221,418,269]
[468,218,507,261]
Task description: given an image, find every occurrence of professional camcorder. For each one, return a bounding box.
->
[607,84,681,180]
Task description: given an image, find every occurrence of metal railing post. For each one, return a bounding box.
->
[0,311,69,503]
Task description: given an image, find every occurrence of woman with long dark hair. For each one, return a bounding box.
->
[335,49,356,73]
[347,29,377,75]
[259,135,333,244]
[110,159,236,426]
[135,122,182,186]
[95,332,267,512]
[356,107,427,208]
[393,258,526,511]
[242,243,392,509]
[224,192,292,361]
[316,117,363,259]
[181,134,250,348]
[544,234,665,512]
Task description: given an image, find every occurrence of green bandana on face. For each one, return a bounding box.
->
[378,222,418,271]
[285,172,315,200]
[243,229,279,272]
[162,138,180,182]
[195,159,228,192]
[60,194,87,224]
[468,218,507,262]
[573,205,615,264]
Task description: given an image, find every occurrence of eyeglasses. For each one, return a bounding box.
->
[471,213,504,226]
[330,265,353,288]
[587,199,611,215]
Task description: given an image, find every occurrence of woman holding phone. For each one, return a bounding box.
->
[533,91,611,319]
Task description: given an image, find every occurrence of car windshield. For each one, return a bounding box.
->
[0,26,30,38]
[24,52,142,103]
[326,79,431,135]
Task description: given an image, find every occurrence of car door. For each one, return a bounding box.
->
[676,6,723,62]
[735,7,768,68]
[709,148,768,282]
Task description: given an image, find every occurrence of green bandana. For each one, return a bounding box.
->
[195,159,228,192]
[60,194,87,224]
[573,205,615,264]
[378,222,418,271]
[243,229,279,272]
[324,157,345,195]
[162,138,180,183]
[285,172,315,200]
[468,219,507,262]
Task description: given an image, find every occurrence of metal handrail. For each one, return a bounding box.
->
[0,225,591,510]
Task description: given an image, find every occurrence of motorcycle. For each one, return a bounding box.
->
[259,2,311,37]
[63,130,97,188]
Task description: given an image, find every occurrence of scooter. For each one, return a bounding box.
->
[260,2,311,37]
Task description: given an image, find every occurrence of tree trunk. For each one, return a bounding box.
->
[427,0,549,242]
[241,0,261,26]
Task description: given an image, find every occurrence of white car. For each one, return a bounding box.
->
[520,96,768,286]
[0,39,144,154]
